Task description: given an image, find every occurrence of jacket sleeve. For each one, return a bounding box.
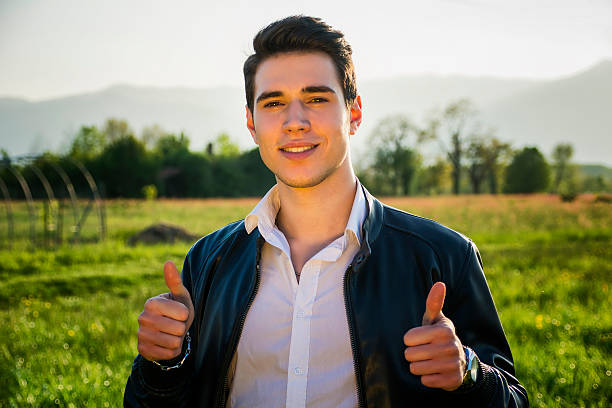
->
[123,252,196,407]
[446,241,529,407]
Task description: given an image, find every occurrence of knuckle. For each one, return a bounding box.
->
[137,312,148,325]
[163,348,177,360]
[171,337,182,349]
[444,343,457,355]
[178,307,189,321]
[421,375,432,387]
[441,326,454,338]
[455,373,463,385]
[144,298,156,311]
[137,343,146,356]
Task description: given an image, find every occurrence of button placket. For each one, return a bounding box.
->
[285,260,321,408]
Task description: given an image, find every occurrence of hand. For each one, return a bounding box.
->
[137,261,195,361]
[403,282,466,391]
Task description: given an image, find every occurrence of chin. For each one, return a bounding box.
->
[276,172,330,189]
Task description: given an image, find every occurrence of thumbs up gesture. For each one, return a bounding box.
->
[403,282,467,391]
[137,261,195,362]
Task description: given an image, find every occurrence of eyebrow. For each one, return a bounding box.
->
[255,86,336,104]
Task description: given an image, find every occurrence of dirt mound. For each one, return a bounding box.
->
[128,223,198,246]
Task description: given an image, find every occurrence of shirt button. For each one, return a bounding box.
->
[294,367,304,376]
[295,311,304,319]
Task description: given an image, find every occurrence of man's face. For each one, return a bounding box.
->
[246,52,362,189]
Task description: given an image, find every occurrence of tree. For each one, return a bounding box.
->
[466,138,488,194]
[155,132,190,163]
[69,125,107,160]
[103,118,133,142]
[466,136,511,194]
[210,133,241,157]
[551,143,576,194]
[416,158,451,195]
[423,99,480,195]
[483,138,512,194]
[503,147,550,193]
[365,115,422,195]
[154,132,193,197]
[141,124,168,149]
[95,135,155,198]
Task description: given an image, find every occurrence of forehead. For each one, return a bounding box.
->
[254,52,342,96]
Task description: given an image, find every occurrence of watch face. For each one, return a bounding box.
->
[470,358,479,382]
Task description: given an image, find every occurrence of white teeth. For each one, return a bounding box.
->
[282,145,315,153]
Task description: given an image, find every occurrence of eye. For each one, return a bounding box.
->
[309,97,328,103]
[263,101,283,108]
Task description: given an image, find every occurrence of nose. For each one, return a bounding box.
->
[282,100,311,133]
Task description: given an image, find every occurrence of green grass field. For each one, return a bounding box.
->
[1,194,610,407]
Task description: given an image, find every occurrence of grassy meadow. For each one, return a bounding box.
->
[1,194,611,407]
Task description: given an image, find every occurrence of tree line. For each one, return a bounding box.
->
[1,99,609,199]
[358,99,609,197]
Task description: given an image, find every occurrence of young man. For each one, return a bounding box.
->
[125,16,528,407]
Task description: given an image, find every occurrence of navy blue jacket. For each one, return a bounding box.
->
[125,188,528,407]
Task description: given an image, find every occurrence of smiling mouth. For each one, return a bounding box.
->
[280,145,318,153]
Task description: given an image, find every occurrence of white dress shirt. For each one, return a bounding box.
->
[227,182,367,408]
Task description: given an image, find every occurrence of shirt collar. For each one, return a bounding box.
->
[245,180,367,247]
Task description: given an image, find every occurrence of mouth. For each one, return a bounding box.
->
[278,143,320,160]
[279,145,318,153]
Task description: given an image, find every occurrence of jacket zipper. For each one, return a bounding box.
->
[344,264,366,408]
[215,247,262,407]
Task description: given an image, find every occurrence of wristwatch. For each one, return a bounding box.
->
[461,346,480,387]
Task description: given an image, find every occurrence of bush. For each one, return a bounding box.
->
[504,147,550,193]
[141,184,158,201]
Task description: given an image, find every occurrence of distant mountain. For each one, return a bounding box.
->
[480,60,612,166]
[0,84,248,156]
[0,60,610,165]
[580,164,612,179]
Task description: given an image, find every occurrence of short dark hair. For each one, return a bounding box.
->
[243,15,357,113]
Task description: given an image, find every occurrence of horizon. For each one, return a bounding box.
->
[2,57,611,103]
[1,0,611,101]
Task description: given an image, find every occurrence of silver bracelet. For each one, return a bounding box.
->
[152,333,191,371]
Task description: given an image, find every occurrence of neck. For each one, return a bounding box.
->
[276,164,357,245]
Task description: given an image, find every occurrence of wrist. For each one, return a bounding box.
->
[152,333,191,371]
[459,346,480,389]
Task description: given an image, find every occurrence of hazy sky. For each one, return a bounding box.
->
[1,0,611,101]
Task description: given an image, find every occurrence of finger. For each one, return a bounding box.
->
[138,342,183,362]
[422,281,446,326]
[403,322,455,346]
[404,341,462,362]
[138,327,184,350]
[408,357,462,376]
[420,372,464,391]
[144,296,190,322]
[138,312,188,336]
[163,261,192,308]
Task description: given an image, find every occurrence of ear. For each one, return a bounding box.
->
[246,105,258,144]
[349,95,362,135]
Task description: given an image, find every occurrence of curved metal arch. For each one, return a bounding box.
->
[0,176,14,246]
[4,165,36,243]
[29,164,56,201]
[67,158,106,241]
[29,164,59,245]
[47,160,80,240]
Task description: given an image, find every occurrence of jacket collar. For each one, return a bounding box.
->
[245,182,384,271]
[352,184,384,271]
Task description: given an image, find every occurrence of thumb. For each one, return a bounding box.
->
[163,260,192,307]
[422,281,446,325]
